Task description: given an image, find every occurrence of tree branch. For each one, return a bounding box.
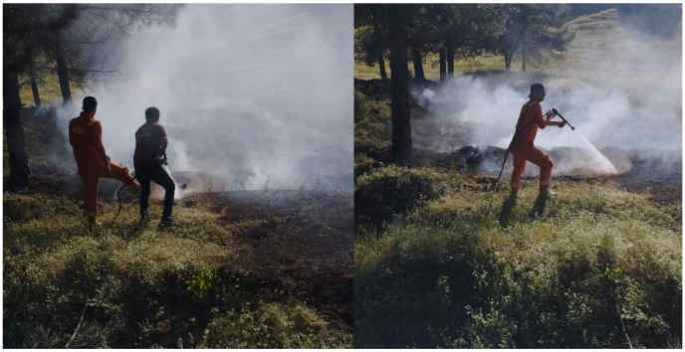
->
[65,299,88,348]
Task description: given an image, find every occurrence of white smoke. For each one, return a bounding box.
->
[57,4,353,191]
[413,20,681,176]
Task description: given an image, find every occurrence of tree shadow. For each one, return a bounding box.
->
[498,194,517,227]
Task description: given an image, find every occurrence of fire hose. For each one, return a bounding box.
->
[491,108,574,191]
[112,173,137,222]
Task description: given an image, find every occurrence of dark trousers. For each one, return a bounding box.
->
[137,164,175,220]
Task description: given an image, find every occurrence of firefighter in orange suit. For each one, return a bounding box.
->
[69,96,141,225]
[509,84,565,197]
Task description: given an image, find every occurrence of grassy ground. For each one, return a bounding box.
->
[354,172,681,347]
[355,51,510,81]
[353,37,681,346]
[18,70,86,108]
[4,107,353,348]
[4,188,353,348]
[354,9,652,81]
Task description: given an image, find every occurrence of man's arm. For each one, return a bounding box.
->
[544,110,566,128]
[537,107,566,128]
[535,105,549,129]
[160,135,168,151]
[157,125,168,165]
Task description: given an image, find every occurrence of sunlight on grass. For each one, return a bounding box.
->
[4,192,352,348]
[355,176,681,347]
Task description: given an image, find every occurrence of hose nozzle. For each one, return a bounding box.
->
[552,108,576,130]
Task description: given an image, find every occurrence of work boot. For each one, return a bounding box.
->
[539,188,557,199]
[159,217,174,228]
[139,212,150,225]
[88,217,102,228]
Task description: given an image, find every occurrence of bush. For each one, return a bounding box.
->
[355,180,682,348]
[200,302,350,348]
[4,192,352,348]
[355,166,446,228]
[354,153,384,178]
[354,90,391,158]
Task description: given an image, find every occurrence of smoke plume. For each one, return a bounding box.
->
[413,10,681,176]
[57,5,353,192]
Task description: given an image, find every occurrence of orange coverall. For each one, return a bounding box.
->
[509,101,554,193]
[69,112,139,221]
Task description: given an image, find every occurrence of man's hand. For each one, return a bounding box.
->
[558,121,567,128]
[545,110,555,120]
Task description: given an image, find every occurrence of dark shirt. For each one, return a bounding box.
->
[134,122,167,170]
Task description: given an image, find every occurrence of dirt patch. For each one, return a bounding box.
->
[184,190,354,325]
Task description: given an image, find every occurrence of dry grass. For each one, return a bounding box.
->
[4,187,353,348]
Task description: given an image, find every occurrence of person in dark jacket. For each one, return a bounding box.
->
[134,107,175,225]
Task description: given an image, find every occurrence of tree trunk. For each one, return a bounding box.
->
[446,41,455,78]
[504,52,512,71]
[55,39,72,104]
[378,55,387,80]
[521,53,526,72]
[521,32,527,72]
[439,47,447,81]
[29,57,41,107]
[388,7,411,164]
[4,72,31,191]
[411,46,425,82]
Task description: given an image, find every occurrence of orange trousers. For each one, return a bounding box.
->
[510,141,554,193]
[78,160,139,220]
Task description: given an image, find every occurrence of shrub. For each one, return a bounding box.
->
[354,90,391,158]
[355,166,446,228]
[354,153,384,178]
[199,302,350,348]
[355,179,682,348]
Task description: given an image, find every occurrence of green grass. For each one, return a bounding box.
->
[19,71,62,107]
[354,8,672,81]
[355,177,681,347]
[353,7,682,347]
[5,104,352,348]
[355,51,513,81]
[17,53,88,108]
[4,192,352,348]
